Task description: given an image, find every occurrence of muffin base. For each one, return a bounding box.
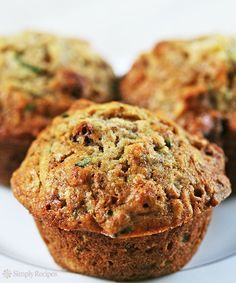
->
[0,140,31,186]
[35,209,212,281]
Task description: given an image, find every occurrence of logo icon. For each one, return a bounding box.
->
[2,269,12,279]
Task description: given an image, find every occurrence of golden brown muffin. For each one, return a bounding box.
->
[120,35,236,190]
[35,209,211,281]
[0,31,115,185]
[11,101,231,281]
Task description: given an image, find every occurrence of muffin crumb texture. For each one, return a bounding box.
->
[0,31,115,185]
[0,31,115,141]
[12,102,231,237]
[121,35,236,120]
[120,35,236,190]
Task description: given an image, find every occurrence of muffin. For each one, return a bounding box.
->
[0,31,115,185]
[11,101,231,281]
[120,35,236,189]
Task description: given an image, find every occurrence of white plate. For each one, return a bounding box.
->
[0,0,236,282]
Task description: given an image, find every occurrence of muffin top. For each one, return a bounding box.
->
[12,101,231,238]
[120,35,236,136]
[0,31,115,142]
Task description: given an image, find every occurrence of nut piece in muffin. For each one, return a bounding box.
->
[11,101,231,281]
[0,31,115,185]
[120,35,236,190]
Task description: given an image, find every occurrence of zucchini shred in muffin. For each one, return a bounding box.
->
[0,31,115,185]
[11,101,231,281]
[120,35,236,190]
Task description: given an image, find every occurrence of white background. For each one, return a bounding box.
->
[1,0,236,74]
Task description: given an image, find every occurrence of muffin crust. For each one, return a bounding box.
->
[0,31,115,141]
[121,35,236,118]
[35,209,212,281]
[120,35,236,189]
[0,31,115,185]
[12,101,231,237]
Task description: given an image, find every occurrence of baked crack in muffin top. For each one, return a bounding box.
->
[0,31,115,141]
[12,101,231,238]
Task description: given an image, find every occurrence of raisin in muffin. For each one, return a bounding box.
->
[120,35,236,190]
[11,101,231,281]
[0,31,115,185]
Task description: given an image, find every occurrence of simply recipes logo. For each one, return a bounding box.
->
[2,269,58,279]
